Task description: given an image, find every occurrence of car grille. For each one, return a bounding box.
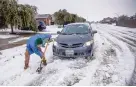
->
[59,43,83,48]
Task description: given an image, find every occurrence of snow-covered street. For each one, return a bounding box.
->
[0,24,136,86]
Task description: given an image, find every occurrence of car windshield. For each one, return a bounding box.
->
[61,24,89,35]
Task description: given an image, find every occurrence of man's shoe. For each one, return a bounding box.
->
[42,60,47,66]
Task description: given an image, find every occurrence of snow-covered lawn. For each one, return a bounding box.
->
[0,25,62,34]
[0,35,18,39]
[8,37,30,43]
[0,24,135,86]
[0,25,62,46]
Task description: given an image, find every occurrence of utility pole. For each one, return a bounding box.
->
[114,13,120,26]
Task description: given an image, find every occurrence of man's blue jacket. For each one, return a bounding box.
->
[26,34,51,57]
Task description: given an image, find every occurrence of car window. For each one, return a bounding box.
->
[61,24,89,35]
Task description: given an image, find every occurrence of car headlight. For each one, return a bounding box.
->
[53,41,58,46]
[84,40,94,46]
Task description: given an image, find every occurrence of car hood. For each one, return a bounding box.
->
[56,34,92,44]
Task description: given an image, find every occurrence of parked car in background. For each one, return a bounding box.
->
[53,23,97,58]
[37,21,46,31]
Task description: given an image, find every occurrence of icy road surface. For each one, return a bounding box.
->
[0,24,136,86]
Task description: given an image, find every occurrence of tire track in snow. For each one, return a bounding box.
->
[102,27,136,85]
[91,24,135,85]
[90,30,121,85]
[100,26,136,48]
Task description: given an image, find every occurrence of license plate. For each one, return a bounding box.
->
[65,50,74,55]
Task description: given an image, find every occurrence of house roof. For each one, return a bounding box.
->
[35,14,51,19]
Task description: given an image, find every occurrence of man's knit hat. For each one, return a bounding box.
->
[36,38,43,45]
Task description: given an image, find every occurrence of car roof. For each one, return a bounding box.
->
[67,22,90,27]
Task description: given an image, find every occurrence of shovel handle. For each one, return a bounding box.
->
[43,43,49,55]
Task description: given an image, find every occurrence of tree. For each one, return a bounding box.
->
[0,0,37,33]
[7,0,19,33]
[18,4,37,31]
[53,9,86,25]
[100,13,136,28]
[0,15,7,29]
[0,0,10,29]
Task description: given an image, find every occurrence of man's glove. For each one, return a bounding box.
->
[41,57,47,65]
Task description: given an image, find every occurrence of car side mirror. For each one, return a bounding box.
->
[57,31,61,34]
[92,30,97,34]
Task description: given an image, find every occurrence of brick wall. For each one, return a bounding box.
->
[36,18,52,25]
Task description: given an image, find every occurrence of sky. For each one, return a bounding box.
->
[18,0,136,21]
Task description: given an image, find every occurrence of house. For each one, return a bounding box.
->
[35,14,53,26]
[100,17,115,24]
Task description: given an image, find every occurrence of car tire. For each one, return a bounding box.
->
[85,56,91,60]
[85,52,93,60]
[92,53,94,56]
